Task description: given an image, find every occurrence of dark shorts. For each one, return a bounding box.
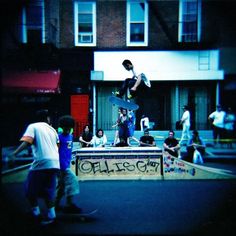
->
[25,169,59,201]
[165,149,178,158]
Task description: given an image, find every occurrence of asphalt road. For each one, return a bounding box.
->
[1,179,236,235]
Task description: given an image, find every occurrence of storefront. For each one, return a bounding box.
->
[91,50,224,131]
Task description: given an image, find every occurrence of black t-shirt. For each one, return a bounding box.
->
[164,137,179,157]
[80,132,93,147]
[164,137,179,148]
[140,135,155,146]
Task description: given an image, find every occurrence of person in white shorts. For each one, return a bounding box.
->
[179,105,191,146]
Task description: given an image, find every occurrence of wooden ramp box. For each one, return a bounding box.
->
[73,147,163,180]
[72,147,236,180]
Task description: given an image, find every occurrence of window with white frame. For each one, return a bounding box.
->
[74,1,96,46]
[178,0,201,43]
[127,0,148,46]
[21,0,45,44]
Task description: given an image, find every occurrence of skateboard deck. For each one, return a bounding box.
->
[109,96,139,110]
[58,209,98,222]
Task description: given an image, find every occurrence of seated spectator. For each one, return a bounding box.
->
[187,130,205,164]
[79,125,93,147]
[89,129,107,147]
[163,130,180,158]
[139,129,156,147]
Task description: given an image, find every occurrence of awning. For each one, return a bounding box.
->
[2,70,61,94]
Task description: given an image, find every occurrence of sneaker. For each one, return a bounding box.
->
[112,91,121,97]
[40,216,55,225]
[127,94,133,99]
[141,73,151,88]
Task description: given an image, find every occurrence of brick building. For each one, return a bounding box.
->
[2,0,236,145]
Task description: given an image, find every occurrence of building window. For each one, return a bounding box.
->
[74,1,96,46]
[22,0,45,44]
[127,0,148,46]
[178,0,201,42]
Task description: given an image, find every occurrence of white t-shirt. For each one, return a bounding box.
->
[132,69,141,78]
[91,134,107,147]
[21,122,60,170]
[209,111,226,128]
[181,110,190,126]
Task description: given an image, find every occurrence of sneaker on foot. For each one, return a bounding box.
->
[112,91,121,97]
[141,73,151,88]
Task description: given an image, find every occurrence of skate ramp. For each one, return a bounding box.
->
[73,148,236,180]
[163,151,236,180]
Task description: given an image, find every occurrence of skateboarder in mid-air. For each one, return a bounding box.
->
[114,59,151,99]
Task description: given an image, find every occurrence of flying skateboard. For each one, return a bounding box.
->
[57,209,98,222]
[109,96,139,111]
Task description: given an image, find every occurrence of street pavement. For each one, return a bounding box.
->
[1,179,236,235]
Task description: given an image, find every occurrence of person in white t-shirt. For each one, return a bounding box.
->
[208,104,226,146]
[90,128,107,147]
[8,109,60,225]
[179,105,191,146]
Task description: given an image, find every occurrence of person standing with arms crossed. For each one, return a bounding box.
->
[8,109,60,225]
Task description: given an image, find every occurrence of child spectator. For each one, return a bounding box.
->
[56,115,82,213]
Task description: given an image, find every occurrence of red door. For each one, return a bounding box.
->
[70,95,89,137]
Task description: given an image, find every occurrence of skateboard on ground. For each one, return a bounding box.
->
[109,96,139,111]
[57,209,98,222]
